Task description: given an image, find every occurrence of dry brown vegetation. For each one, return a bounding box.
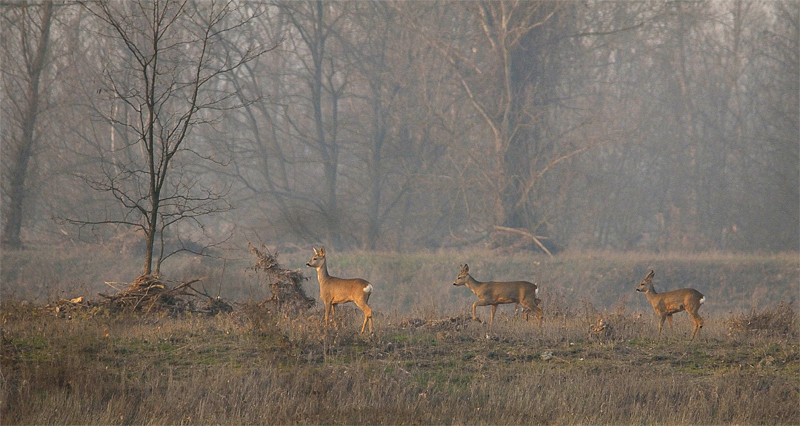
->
[2,295,798,425]
[2,249,798,424]
[47,274,233,318]
[727,301,799,338]
[247,243,315,313]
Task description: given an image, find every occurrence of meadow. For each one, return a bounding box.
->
[1,246,798,424]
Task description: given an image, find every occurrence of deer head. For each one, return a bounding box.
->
[306,246,326,268]
[453,264,470,286]
[636,270,655,292]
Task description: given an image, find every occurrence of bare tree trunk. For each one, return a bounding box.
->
[2,1,53,249]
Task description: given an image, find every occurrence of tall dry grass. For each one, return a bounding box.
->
[4,245,798,315]
[2,246,798,424]
[2,294,797,425]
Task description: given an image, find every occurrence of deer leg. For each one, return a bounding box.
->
[666,314,674,335]
[532,305,543,327]
[520,299,543,327]
[490,305,497,326]
[331,304,340,329]
[657,316,666,337]
[473,300,494,323]
[689,310,704,340]
[691,309,704,329]
[354,299,373,334]
[324,302,333,327]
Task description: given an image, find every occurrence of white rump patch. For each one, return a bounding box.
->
[364,284,373,294]
[699,296,706,305]
[535,287,539,296]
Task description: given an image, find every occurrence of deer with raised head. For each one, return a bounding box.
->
[636,270,705,340]
[306,246,374,333]
[452,264,543,326]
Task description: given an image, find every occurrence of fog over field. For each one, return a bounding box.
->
[1,0,797,275]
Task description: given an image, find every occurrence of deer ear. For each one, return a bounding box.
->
[647,270,655,279]
[313,247,319,255]
[319,246,326,256]
[463,264,469,273]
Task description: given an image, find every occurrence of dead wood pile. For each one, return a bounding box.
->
[48,274,232,317]
[49,296,94,317]
[98,274,232,315]
[248,242,315,314]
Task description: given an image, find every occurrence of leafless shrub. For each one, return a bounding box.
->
[588,318,614,340]
[247,242,314,314]
[727,301,799,339]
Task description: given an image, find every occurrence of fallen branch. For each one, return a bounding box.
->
[493,225,553,257]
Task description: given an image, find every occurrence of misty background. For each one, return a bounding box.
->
[2,0,798,273]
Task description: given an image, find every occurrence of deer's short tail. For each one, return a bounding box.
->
[699,295,706,305]
[364,283,374,295]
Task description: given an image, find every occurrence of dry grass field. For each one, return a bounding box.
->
[1,248,798,424]
[2,297,798,424]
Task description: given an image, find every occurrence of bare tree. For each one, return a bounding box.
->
[399,1,594,250]
[1,0,54,249]
[277,0,351,246]
[335,1,450,250]
[748,0,799,250]
[70,0,274,275]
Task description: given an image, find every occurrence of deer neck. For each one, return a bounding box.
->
[315,260,331,286]
[644,283,659,301]
[464,274,485,292]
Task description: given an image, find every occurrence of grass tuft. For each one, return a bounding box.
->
[726,301,799,339]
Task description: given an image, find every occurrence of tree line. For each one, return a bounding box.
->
[2,0,797,274]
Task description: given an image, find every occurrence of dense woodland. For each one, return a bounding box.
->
[2,0,798,274]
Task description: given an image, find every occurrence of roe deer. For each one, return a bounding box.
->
[452,264,542,326]
[636,270,705,340]
[306,246,374,333]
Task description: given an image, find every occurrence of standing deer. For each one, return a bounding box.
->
[306,247,374,333]
[452,264,543,326]
[636,270,705,340]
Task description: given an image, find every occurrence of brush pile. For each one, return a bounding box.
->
[248,242,315,314]
[98,274,233,315]
[50,296,94,318]
[99,274,186,314]
[48,274,232,317]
